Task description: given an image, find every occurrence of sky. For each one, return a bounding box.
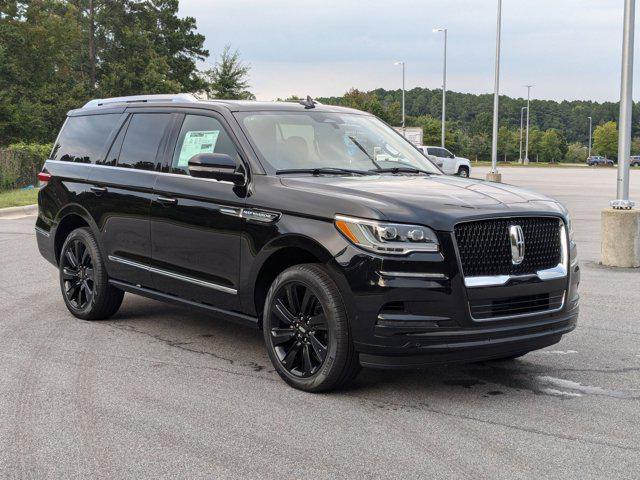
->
[179,0,631,103]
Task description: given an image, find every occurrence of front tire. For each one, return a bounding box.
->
[457,166,470,178]
[262,264,360,392]
[59,227,124,320]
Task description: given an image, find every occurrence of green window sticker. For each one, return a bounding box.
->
[177,130,220,167]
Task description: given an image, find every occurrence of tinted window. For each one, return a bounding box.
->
[51,114,121,163]
[117,113,171,170]
[171,114,238,174]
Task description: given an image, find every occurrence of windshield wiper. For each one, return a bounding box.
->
[347,136,381,169]
[370,166,432,175]
[276,167,375,176]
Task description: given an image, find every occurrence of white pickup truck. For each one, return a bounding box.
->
[417,146,471,177]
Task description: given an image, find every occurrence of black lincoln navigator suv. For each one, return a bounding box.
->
[36,94,580,391]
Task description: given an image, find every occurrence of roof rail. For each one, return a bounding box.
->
[82,93,199,109]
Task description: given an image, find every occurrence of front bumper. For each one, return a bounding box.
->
[329,229,580,369]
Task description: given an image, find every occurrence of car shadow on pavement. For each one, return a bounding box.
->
[104,295,638,401]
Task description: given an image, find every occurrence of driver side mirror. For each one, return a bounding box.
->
[188,153,245,185]
[449,153,455,159]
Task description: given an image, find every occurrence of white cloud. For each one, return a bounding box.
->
[181,0,632,102]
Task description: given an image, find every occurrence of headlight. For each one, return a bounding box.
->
[334,215,439,255]
[565,213,574,242]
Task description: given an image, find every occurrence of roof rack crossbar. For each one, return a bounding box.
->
[83,93,199,109]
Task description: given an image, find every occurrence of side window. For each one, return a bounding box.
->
[170,114,238,174]
[51,114,121,163]
[118,113,172,170]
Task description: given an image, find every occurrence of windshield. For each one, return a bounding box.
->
[236,111,440,174]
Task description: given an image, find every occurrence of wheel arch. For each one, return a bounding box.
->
[248,234,336,326]
[53,204,100,265]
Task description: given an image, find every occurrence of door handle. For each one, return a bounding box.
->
[156,196,177,205]
[90,186,107,194]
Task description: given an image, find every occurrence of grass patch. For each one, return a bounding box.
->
[0,187,38,209]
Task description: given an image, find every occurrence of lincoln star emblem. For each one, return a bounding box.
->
[509,225,525,265]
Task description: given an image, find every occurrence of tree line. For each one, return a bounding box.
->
[0,1,253,145]
[318,88,638,162]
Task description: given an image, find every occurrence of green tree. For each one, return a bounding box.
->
[498,126,519,162]
[201,45,253,100]
[539,129,568,163]
[565,142,587,163]
[410,115,441,146]
[339,89,387,120]
[0,0,209,144]
[593,121,618,159]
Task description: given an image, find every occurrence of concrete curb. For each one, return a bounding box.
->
[0,204,37,219]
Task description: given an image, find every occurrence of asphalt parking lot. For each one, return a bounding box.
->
[0,167,638,479]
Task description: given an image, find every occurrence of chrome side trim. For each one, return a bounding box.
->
[378,271,447,279]
[219,207,242,217]
[45,159,235,185]
[107,255,237,295]
[464,223,569,288]
[34,226,50,238]
[469,292,566,322]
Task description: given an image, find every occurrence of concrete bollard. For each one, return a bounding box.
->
[601,208,640,268]
[485,172,502,183]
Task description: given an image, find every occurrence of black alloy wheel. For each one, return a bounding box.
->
[61,238,94,309]
[263,264,360,392]
[270,281,329,378]
[59,227,124,320]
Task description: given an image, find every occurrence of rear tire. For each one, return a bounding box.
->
[262,264,360,392]
[59,227,124,320]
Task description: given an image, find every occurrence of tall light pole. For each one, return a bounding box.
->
[524,85,533,164]
[489,0,502,180]
[588,116,593,158]
[613,0,635,209]
[519,106,527,163]
[394,61,406,133]
[601,0,638,269]
[433,27,447,148]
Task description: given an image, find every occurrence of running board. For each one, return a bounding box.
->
[109,280,259,329]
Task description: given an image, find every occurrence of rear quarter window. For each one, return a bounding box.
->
[51,114,121,163]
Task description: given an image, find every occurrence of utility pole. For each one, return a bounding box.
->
[433,28,448,148]
[588,116,593,158]
[601,0,639,268]
[488,0,502,182]
[524,85,533,164]
[394,61,406,133]
[519,106,527,163]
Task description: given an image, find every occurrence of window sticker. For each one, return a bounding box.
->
[177,130,220,167]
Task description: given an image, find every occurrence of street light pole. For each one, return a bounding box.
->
[433,28,447,148]
[394,61,406,133]
[489,0,502,178]
[588,116,593,158]
[524,85,533,164]
[613,0,635,210]
[519,106,527,163]
[601,0,638,268]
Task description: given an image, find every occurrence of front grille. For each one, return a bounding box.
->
[470,290,565,320]
[455,217,561,277]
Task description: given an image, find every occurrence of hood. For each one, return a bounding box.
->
[278,174,566,231]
